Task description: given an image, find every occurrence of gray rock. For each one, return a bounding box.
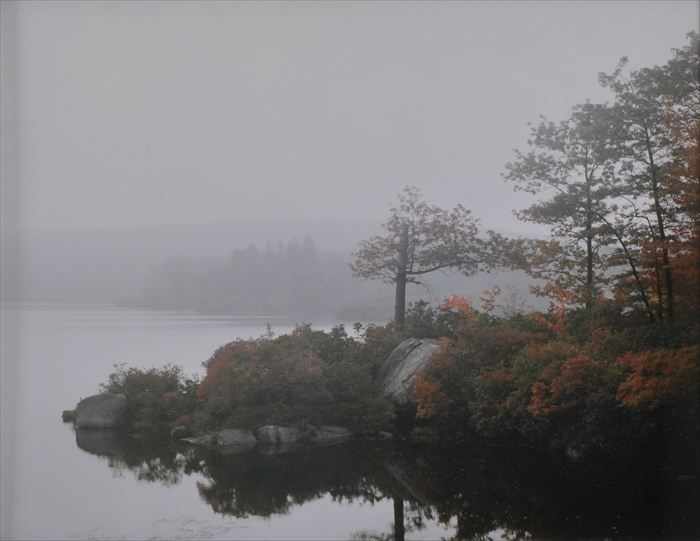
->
[379,338,441,403]
[310,425,352,445]
[565,444,584,462]
[182,434,215,447]
[75,393,127,429]
[216,428,257,448]
[170,425,191,440]
[61,410,76,423]
[256,425,301,445]
[182,428,257,453]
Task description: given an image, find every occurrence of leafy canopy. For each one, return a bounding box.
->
[351,186,493,285]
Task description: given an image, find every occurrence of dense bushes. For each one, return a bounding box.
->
[195,324,393,433]
[99,297,697,473]
[413,296,699,465]
[100,363,199,434]
[102,322,401,436]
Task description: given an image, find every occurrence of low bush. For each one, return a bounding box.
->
[101,363,199,434]
[195,325,394,433]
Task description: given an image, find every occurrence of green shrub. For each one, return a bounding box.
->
[196,325,394,432]
[101,363,199,434]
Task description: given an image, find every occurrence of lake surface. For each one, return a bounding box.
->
[0,304,454,540]
[1,304,697,540]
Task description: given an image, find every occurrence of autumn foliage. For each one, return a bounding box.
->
[404,33,695,458]
[412,289,698,459]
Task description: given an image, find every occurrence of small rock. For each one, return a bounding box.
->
[62,410,76,423]
[565,443,585,462]
[410,426,440,443]
[216,428,257,448]
[170,425,191,440]
[310,425,352,445]
[182,429,256,452]
[182,434,214,447]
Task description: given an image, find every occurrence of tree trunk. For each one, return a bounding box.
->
[394,224,409,327]
[585,165,594,312]
[586,221,594,311]
[654,253,665,321]
[645,128,674,320]
[393,497,405,541]
[601,217,655,322]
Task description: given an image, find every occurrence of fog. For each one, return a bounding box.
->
[1,1,696,318]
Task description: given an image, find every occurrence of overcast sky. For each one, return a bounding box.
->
[1,0,697,235]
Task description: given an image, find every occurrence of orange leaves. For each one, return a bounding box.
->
[415,373,447,419]
[528,381,554,417]
[441,295,477,319]
[527,354,597,417]
[550,354,594,396]
[527,282,578,336]
[616,346,699,409]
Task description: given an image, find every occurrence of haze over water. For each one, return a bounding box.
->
[1,2,698,540]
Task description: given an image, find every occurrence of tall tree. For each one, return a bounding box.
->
[503,103,622,312]
[351,187,489,326]
[598,33,699,320]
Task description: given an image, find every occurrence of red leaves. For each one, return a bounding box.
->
[198,354,231,400]
[616,346,699,409]
[527,354,597,417]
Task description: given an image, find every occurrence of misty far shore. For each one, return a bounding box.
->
[2,219,538,322]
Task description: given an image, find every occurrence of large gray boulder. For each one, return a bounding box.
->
[75,393,127,429]
[379,338,441,404]
[256,425,301,445]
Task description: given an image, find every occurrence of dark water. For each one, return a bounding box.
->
[69,430,699,541]
[1,305,697,540]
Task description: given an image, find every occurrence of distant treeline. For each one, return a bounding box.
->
[132,236,535,321]
[137,237,369,319]
[4,224,536,320]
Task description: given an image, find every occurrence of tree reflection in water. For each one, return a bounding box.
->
[76,429,699,540]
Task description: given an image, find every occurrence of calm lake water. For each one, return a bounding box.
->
[0,304,455,540]
[1,304,697,540]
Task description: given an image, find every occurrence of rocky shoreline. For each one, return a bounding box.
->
[62,337,439,454]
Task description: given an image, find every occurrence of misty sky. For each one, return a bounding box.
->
[1,1,697,235]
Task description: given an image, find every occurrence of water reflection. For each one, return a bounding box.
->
[74,429,699,540]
